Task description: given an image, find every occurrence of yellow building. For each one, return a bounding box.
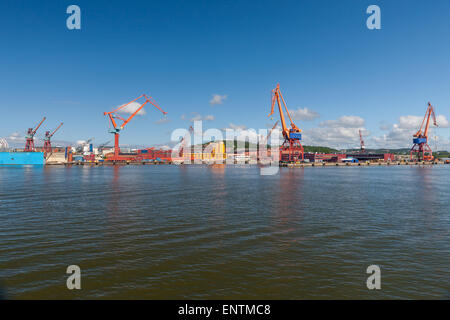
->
[187,141,226,162]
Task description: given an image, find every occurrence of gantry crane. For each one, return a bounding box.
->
[104,94,167,161]
[43,122,63,155]
[24,117,46,152]
[268,84,304,162]
[359,129,365,153]
[410,102,438,161]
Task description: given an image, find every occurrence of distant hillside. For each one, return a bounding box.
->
[344,148,411,154]
[192,141,449,155]
[303,146,339,153]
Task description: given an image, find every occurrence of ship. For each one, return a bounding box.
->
[0,152,45,165]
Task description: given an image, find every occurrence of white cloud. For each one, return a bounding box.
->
[397,115,423,130]
[227,123,247,130]
[289,107,320,121]
[320,115,365,128]
[299,115,367,149]
[155,117,171,124]
[190,114,202,122]
[303,127,369,149]
[396,114,448,130]
[6,132,23,142]
[370,113,450,149]
[437,115,449,128]
[190,113,214,122]
[209,94,227,105]
[117,101,146,116]
[180,114,186,120]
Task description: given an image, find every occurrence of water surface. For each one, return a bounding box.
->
[0,165,449,299]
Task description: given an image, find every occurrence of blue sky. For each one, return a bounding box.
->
[0,0,449,150]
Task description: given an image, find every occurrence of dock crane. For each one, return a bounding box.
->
[24,117,46,152]
[359,129,365,153]
[268,84,304,162]
[410,102,438,161]
[43,122,63,155]
[104,94,167,161]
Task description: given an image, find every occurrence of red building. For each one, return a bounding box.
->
[304,153,347,163]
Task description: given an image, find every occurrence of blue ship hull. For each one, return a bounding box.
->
[0,152,45,165]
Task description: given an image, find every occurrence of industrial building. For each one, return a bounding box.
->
[304,153,346,163]
[345,153,394,162]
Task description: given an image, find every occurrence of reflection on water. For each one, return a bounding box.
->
[0,165,449,299]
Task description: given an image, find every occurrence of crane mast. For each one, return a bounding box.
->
[24,117,46,152]
[104,94,167,161]
[268,84,303,162]
[359,129,365,153]
[410,102,438,161]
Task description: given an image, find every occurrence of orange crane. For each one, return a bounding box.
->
[104,94,167,161]
[410,102,438,161]
[268,84,304,162]
[43,122,63,156]
[24,117,46,152]
[359,129,365,153]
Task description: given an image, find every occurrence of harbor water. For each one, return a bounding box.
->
[0,165,449,299]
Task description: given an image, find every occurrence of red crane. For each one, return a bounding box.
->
[24,117,46,152]
[268,84,304,162]
[104,94,167,161]
[359,129,365,153]
[43,122,63,156]
[410,102,438,161]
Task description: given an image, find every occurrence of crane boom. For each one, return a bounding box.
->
[49,123,63,138]
[104,94,167,161]
[33,117,46,135]
[266,120,279,142]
